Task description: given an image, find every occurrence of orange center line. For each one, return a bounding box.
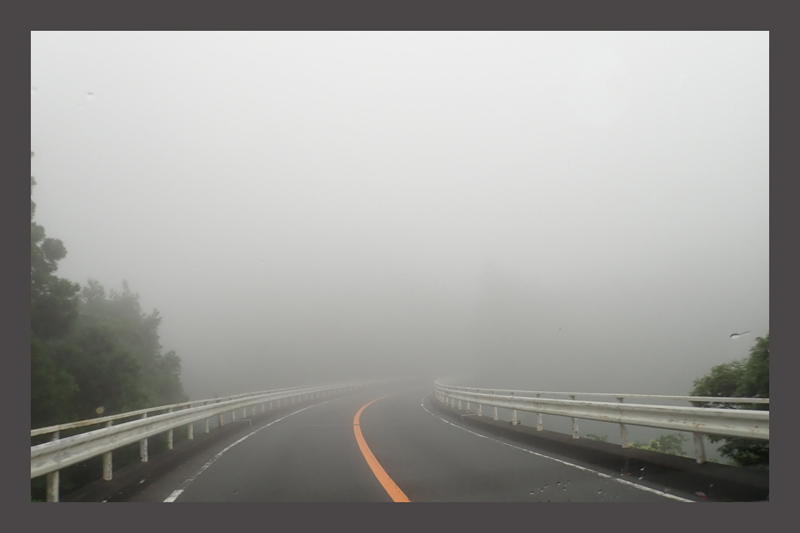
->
[353,394,411,503]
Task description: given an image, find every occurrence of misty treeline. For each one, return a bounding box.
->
[31,156,186,429]
[690,333,769,468]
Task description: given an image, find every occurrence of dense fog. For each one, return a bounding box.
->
[31,32,768,401]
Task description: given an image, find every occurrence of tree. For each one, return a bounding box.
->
[31,156,187,427]
[690,360,746,403]
[738,334,769,399]
[690,333,769,468]
[53,280,188,418]
[31,154,82,427]
[31,176,81,338]
[31,161,188,499]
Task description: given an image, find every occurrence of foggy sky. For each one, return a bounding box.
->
[30,32,769,399]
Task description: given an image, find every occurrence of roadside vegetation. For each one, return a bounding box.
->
[690,333,769,468]
[585,432,688,457]
[582,332,770,471]
[630,433,688,456]
[31,154,187,498]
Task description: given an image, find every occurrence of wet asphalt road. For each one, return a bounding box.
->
[127,384,700,502]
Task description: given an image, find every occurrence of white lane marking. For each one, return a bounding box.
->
[419,395,694,503]
[163,489,183,502]
[163,398,341,502]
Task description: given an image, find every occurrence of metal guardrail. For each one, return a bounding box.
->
[30,384,316,438]
[32,381,372,502]
[435,384,770,405]
[434,381,769,465]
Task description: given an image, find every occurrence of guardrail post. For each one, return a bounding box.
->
[458,399,462,410]
[510,392,520,425]
[477,391,482,416]
[167,408,174,450]
[535,394,543,431]
[188,419,194,440]
[693,433,707,464]
[140,414,149,462]
[269,400,273,410]
[466,401,471,413]
[617,397,629,448]
[232,409,237,422]
[103,421,113,480]
[205,417,210,433]
[492,391,499,421]
[569,395,579,438]
[46,431,60,502]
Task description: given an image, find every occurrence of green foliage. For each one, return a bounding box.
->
[690,333,769,468]
[690,361,746,403]
[31,160,187,429]
[30,159,82,427]
[58,280,188,419]
[738,334,769,399]
[31,336,78,427]
[31,158,190,500]
[713,438,768,468]
[630,433,688,456]
[585,433,608,442]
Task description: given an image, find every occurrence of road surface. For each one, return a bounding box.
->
[125,383,703,502]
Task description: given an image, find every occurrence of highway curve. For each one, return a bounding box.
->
[122,382,708,502]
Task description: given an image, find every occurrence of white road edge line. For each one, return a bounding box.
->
[163,398,342,502]
[419,395,695,503]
